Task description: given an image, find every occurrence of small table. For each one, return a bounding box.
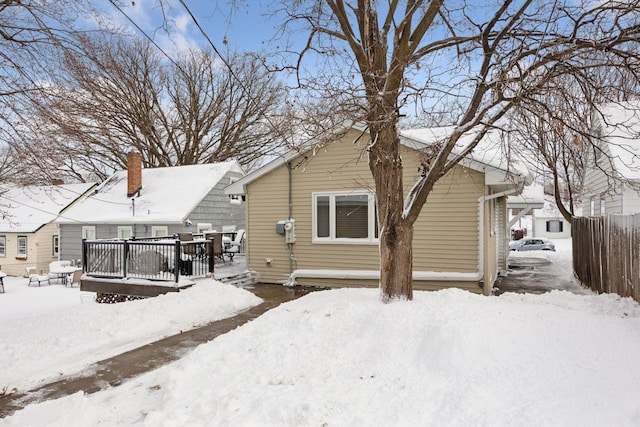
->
[50,266,79,286]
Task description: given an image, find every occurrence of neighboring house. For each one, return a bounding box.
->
[532,199,573,239]
[56,152,245,262]
[0,182,97,276]
[582,101,640,215]
[225,125,531,295]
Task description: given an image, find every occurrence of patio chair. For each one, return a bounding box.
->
[224,229,245,261]
[0,269,5,293]
[207,233,225,263]
[178,233,197,257]
[68,268,83,287]
[26,267,50,287]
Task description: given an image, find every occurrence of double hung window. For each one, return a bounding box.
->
[17,236,27,258]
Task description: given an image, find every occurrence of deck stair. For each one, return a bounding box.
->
[217,270,259,287]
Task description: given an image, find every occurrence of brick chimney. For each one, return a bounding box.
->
[127,150,143,197]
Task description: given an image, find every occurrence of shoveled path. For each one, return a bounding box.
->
[0,284,314,419]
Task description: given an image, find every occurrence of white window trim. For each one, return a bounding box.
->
[312,191,378,245]
[151,226,169,237]
[17,236,27,258]
[82,226,96,240]
[118,226,133,240]
[52,234,59,257]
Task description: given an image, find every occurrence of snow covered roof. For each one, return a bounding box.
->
[0,183,97,233]
[399,126,530,181]
[227,124,529,195]
[595,101,640,180]
[507,183,545,209]
[57,161,243,225]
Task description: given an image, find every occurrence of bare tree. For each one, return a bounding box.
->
[0,0,126,184]
[510,58,640,225]
[15,35,289,182]
[264,0,640,301]
[509,80,591,224]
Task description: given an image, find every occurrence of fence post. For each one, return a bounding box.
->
[208,240,215,275]
[123,240,129,278]
[174,240,181,283]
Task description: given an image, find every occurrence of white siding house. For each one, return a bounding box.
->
[581,101,640,215]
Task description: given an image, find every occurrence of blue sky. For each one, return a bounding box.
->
[108,0,276,56]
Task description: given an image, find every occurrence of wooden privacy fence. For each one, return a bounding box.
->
[573,214,640,302]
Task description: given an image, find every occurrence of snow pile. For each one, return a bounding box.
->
[4,287,640,426]
[0,280,262,392]
[3,237,640,426]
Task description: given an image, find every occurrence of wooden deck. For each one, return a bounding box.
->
[80,276,195,299]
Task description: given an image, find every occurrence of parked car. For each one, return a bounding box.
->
[509,237,556,251]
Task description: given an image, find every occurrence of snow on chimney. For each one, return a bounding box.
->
[127,150,143,197]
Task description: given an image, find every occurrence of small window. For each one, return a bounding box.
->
[590,198,595,216]
[151,226,168,237]
[196,223,212,233]
[118,226,133,240]
[52,234,59,257]
[82,226,96,240]
[600,198,606,215]
[17,236,27,258]
[0,236,5,257]
[313,191,378,243]
[546,220,563,233]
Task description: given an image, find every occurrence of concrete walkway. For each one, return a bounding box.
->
[0,284,314,419]
[494,255,589,295]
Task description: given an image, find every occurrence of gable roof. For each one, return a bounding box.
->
[226,124,529,195]
[0,183,97,233]
[399,126,529,184]
[57,161,243,225]
[593,101,640,181]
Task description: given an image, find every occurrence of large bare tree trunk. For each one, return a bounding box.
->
[369,123,415,301]
[379,218,414,302]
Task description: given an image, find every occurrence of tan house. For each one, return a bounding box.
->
[0,183,97,276]
[226,125,530,295]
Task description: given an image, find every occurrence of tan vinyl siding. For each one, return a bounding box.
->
[246,129,487,290]
[0,224,58,276]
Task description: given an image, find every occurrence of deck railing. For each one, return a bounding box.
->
[82,237,215,283]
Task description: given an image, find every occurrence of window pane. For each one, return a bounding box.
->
[0,236,5,256]
[316,196,330,238]
[118,227,132,239]
[152,227,168,237]
[52,235,59,256]
[548,220,561,233]
[18,237,27,255]
[336,194,368,238]
[83,226,96,240]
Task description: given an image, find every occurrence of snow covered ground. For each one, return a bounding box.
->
[3,238,640,426]
[0,279,262,392]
